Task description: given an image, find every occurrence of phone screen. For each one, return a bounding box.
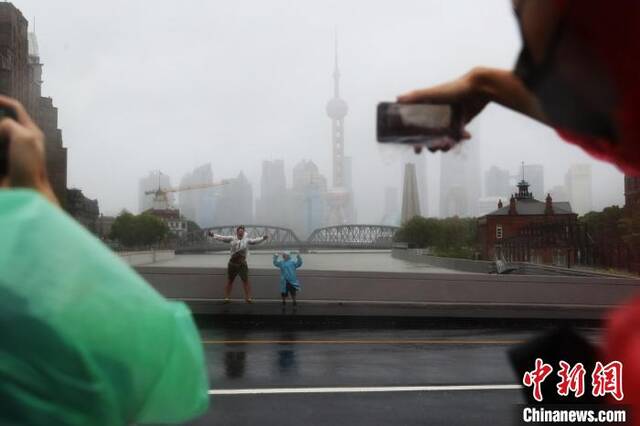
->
[377,102,461,144]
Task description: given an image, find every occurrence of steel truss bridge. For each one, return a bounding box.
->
[176,224,399,253]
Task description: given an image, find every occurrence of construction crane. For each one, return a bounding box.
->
[145,178,231,210]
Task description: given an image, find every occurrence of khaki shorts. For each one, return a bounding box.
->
[228,257,249,282]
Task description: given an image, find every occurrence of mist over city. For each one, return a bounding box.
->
[13,0,623,233]
[5,1,640,424]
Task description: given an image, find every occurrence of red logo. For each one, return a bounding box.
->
[523,358,554,402]
[523,359,624,402]
[557,361,586,398]
[592,361,624,401]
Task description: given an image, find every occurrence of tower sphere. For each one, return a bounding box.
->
[326,96,348,119]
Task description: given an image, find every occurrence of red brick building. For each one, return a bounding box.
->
[478,179,578,263]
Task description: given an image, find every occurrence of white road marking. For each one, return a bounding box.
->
[208,384,522,395]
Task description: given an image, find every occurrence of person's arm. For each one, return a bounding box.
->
[248,235,269,245]
[295,255,303,269]
[0,96,58,205]
[208,232,233,243]
[273,254,282,268]
[397,67,548,150]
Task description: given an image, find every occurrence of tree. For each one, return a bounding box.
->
[137,213,169,246]
[109,211,137,247]
[186,220,201,234]
[620,210,640,248]
[395,216,478,259]
[580,206,624,241]
[109,211,169,248]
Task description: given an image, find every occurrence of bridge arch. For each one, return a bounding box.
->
[307,225,399,248]
[204,224,302,243]
[177,224,399,252]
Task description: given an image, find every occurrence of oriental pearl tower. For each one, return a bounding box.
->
[325,36,351,225]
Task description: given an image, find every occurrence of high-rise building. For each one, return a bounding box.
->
[523,164,545,200]
[28,32,67,205]
[565,164,593,215]
[139,171,173,212]
[548,185,569,202]
[289,160,328,237]
[485,166,511,198]
[477,196,504,217]
[440,142,481,218]
[215,172,253,226]
[402,152,428,216]
[292,160,327,192]
[325,36,353,225]
[256,159,287,226]
[66,188,99,232]
[384,187,399,217]
[0,4,68,204]
[381,186,400,226]
[179,164,217,228]
[401,163,421,223]
[0,4,30,105]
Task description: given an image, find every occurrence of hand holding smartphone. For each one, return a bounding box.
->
[376,102,463,148]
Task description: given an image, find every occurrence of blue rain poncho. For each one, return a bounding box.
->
[0,190,209,425]
[272,254,303,293]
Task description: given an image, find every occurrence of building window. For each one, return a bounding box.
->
[496,225,503,240]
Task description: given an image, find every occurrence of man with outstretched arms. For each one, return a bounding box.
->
[208,225,268,303]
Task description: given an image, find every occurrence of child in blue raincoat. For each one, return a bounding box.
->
[272,252,303,307]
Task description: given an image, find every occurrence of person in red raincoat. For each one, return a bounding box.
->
[399,0,640,419]
[400,0,640,178]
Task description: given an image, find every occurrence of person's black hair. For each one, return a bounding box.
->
[237,225,245,231]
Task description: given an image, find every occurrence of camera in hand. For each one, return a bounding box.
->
[376,102,463,146]
[0,106,18,178]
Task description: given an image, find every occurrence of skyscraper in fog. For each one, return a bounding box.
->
[256,159,287,227]
[401,163,421,223]
[485,166,511,197]
[523,164,545,200]
[548,185,569,202]
[179,164,217,228]
[139,171,172,212]
[565,164,593,215]
[215,172,254,225]
[381,187,400,226]
[289,160,328,237]
[401,152,428,216]
[440,141,481,218]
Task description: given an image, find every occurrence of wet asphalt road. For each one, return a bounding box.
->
[184,320,599,426]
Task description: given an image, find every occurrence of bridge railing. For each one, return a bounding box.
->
[177,224,400,252]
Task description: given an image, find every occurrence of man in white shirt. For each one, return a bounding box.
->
[208,225,268,303]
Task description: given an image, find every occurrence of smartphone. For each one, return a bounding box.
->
[376,102,463,145]
[0,106,18,178]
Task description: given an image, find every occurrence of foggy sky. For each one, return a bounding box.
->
[17,0,625,220]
